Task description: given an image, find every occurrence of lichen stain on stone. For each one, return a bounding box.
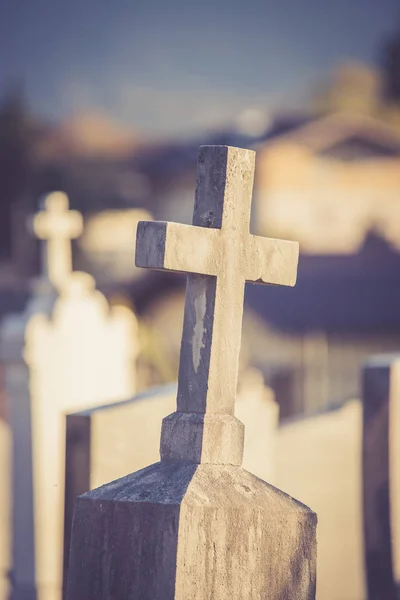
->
[192,286,207,373]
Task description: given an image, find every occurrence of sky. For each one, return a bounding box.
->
[1,0,399,138]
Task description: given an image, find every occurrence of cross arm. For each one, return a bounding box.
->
[246,235,299,287]
[135,220,219,276]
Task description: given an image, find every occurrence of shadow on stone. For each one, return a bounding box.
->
[66,461,197,600]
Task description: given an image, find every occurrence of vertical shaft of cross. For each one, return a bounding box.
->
[44,236,71,286]
[135,144,299,464]
[177,146,254,415]
[160,146,256,465]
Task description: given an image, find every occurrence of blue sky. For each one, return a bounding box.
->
[1,0,399,137]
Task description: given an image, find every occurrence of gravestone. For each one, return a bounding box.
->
[0,280,55,600]
[274,354,400,600]
[362,355,400,600]
[274,400,364,600]
[67,145,316,599]
[0,192,139,600]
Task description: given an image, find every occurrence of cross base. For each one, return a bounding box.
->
[160,412,244,465]
[67,461,317,600]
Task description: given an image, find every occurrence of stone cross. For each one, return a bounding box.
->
[66,145,316,600]
[136,145,299,464]
[32,192,83,288]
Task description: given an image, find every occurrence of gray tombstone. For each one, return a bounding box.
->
[67,146,316,600]
[63,385,177,591]
[273,354,400,600]
[362,355,400,600]
[274,399,364,599]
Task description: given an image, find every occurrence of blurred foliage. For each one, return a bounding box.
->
[0,85,36,258]
[312,62,382,116]
[311,35,400,133]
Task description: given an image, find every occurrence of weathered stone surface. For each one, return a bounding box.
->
[63,378,279,591]
[67,145,314,600]
[160,412,245,464]
[136,146,298,468]
[63,385,177,589]
[67,462,316,600]
[136,147,298,420]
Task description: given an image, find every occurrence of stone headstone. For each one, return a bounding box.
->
[274,400,364,600]
[67,145,316,600]
[63,384,177,589]
[274,357,400,600]
[0,192,139,600]
[362,355,400,599]
[1,291,46,600]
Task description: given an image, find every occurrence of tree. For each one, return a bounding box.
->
[312,62,381,115]
[382,25,400,105]
[0,85,34,259]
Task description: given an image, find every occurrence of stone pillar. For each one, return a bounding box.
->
[67,145,317,600]
[362,355,400,600]
[0,313,37,600]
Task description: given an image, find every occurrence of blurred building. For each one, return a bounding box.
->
[254,111,400,253]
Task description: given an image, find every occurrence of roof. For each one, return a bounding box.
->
[254,111,400,157]
[129,110,400,199]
